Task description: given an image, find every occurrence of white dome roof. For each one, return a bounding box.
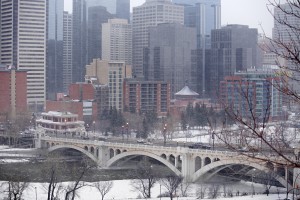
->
[175,86,199,96]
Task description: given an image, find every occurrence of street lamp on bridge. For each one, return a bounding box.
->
[126,122,129,140]
[163,123,167,146]
[212,131,215,150]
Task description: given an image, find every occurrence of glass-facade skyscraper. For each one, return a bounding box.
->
[72,0,87,83]
[86,0,116,14]
[47,0,64,100]
[172,0,221,49]
[116,0,130,22]
[132,0,184,78]
[172,0,221,97]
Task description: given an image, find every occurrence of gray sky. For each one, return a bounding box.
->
[64,0,274,36]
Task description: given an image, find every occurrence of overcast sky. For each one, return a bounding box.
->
[64,0,274,36]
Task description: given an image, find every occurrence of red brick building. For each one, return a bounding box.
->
[0,66,27,120]
[69,83,95,100]
[123,79,171,117]
[46,100,97,121]
[46,82,109,122]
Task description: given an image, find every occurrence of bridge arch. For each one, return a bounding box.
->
[48,144,98,163]
[106,151,181,176]
[192,158,290,188]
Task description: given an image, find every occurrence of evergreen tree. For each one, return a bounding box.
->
[142,118,149,139]
[181,112,187,130]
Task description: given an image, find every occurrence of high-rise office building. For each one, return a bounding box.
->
[72,0,87,83]
[116,0,130,22]
[132,0,184,78]
[0,0,47,110]
[273,3,300,93]
[102,19,132,65]
[47,0,64,100]
[273,3,300,43]
[173,0,221,49]
[86,0,116,14]
[146,23,197,97]
[173,0,221,97]
[63,11,73,93]
[210,25,258,96]
[87,6,114,64]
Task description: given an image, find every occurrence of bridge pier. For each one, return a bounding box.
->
[96,145,109,167]
[181,152,195,182]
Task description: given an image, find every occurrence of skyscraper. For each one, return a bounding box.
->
[102,19,132,65]
[132,0,184,78]
[87,6,114,63]
[63,11,73,93]
[0,0,47,110]
[86,0,116,14]
[273,3,300,93]
[146,23,197,97]
[173,0,221,96]
[116,0,130,22]
[173,0,221,49]
[72,0,87,83]
[47,0,64,100]
[210,25,258,96]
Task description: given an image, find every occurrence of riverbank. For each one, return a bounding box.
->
[0,180,291,200]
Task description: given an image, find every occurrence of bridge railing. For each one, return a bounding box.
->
[41,136,242,157]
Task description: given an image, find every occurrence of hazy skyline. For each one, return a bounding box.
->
[64,0,274,36]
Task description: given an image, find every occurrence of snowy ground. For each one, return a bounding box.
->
[0,179,292,200]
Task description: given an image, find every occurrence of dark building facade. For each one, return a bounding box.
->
[72,0,87,83]
[87,6,114,63]
[86,0,116,14]
[145,23,197,98]
[116,0,130,22]
[210,24,259,96]
[123,79,171,117]
[173,0,221,97]
[173,0,221,49]
[47,0,64,100]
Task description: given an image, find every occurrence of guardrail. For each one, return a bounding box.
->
[40,136,241,156]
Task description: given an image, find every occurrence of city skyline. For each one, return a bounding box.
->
[64,0,274,36]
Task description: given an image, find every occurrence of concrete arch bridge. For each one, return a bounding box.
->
[36,135,293,188]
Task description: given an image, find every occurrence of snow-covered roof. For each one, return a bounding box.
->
[42,111,77,117]
[175,86,199,96]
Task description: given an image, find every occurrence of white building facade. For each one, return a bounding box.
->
[102,19,132,65]
[0,0,47,110]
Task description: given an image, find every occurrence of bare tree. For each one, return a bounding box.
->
[208,184,221,199]
[211,0,300,168]
[196,183,208,199]
[41,153,95,200]
[178,181,192,197]
[93,181,113,200]
[42,153,68,200]
[159,175,183,200]
[4,181,30,200]
[63,159,95,200]
[130,159,157,198]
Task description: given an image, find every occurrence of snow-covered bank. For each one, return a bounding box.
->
[0,180,291,200]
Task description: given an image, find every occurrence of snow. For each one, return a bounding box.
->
[0,180,292,200]
[0,158,29,163]
[0,147,37,152]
